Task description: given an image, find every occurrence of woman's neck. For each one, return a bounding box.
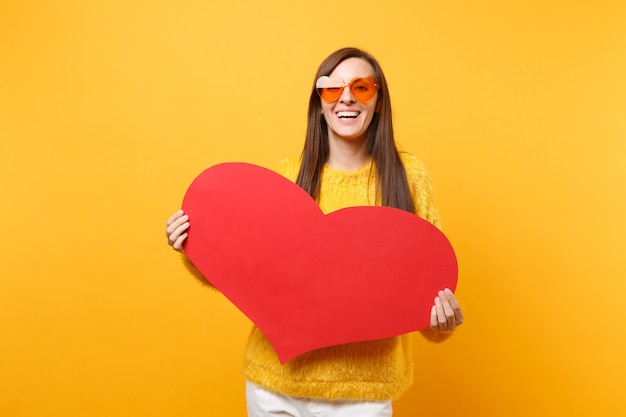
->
[326,137,371,171]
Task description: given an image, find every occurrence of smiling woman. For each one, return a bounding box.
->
[165,47,464,417]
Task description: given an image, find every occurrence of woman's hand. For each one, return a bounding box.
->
[165,210,190,253]
[430,288,464,332]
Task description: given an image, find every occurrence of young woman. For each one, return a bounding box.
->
[166,47,464,417]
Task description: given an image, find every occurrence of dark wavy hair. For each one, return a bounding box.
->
[296,47,415,214]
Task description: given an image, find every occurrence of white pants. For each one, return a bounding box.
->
[246,381,393,417]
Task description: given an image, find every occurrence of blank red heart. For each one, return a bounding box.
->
[182,163,458,364]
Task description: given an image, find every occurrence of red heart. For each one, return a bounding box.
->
[182,163,457,364]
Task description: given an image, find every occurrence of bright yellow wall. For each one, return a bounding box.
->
[1,1,625,416]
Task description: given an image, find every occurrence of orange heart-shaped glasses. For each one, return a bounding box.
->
[316,76,379,104]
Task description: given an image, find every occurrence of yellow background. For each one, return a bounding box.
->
[1,1,625,416]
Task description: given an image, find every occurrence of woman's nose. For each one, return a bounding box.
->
[339,86,356,103]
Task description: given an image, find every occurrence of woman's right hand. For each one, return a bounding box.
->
[165,210,190,253]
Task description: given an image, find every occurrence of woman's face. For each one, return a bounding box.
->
[320,57,378,145]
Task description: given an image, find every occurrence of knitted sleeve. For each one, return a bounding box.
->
[275,158,300,182]
[180,253,216,289]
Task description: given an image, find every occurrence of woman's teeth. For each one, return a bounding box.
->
[337,111,360,119]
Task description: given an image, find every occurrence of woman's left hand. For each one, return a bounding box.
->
[430,288,464,332]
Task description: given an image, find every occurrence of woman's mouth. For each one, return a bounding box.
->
[336,111,360,119]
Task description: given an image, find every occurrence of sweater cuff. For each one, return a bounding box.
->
[419,327,454,343]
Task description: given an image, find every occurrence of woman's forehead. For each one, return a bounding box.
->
[329,58,375,81]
